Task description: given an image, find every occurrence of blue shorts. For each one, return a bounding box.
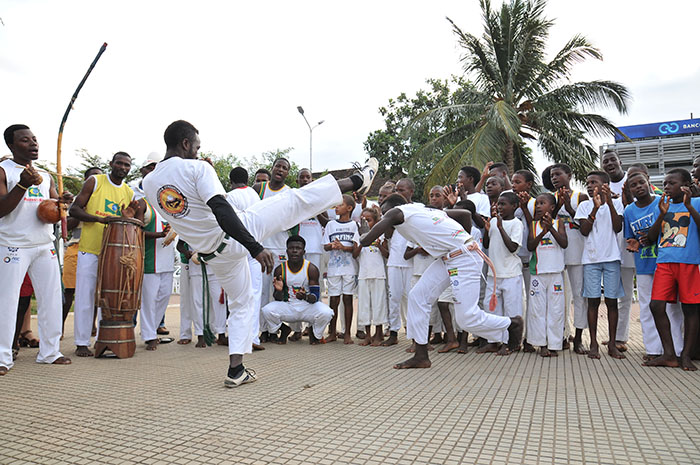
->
[582,261,625,299]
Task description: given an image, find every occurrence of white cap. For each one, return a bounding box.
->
[142,152,163,168]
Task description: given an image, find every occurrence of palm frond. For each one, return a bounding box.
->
[532,80,630,114]
[448,16,503,95]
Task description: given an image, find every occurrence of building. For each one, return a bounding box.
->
[602,117,700,184]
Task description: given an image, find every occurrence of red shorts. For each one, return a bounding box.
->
[651,263,700,304]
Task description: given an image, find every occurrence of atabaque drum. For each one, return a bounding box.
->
[95,218,145,321]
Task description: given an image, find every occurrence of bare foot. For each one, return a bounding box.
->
[289,332,302,342]
[549,349,558,357]
[217,335,229,346]
[495,344,511,356]
[146,340,158,351]
[643,354,680,368]
[406,341,416,353]
[343,335,354,345]
[177,339,191,345]
[0,366,7,375]
[52,356,72,365]
[562,339,570,350]
[573,339,588,355]
[438,341,460,353]
[539,347,551,357]
[476,343,499,354]
[393,356,431,369]
[608,345,626,359]
[430,333,444,344]
[642,354,661,361]
[380,335,398,346]
[252,343,265,351]
[681,355,698,371]
[588,343,600,359]
[277,325,292,344]
[359,336,372,346]
[325,333,338,343]
[522,341,535,353]
[75,346,93,357]
[195,336,207,348]
[370,334,384,347]
[427,344,435,351]
[356,330,366,340]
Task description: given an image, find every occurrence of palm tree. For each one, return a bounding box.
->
[412,0,630,191]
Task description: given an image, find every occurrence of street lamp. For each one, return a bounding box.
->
[297,106,324,173]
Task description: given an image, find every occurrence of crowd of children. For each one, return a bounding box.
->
[247,151,700,372]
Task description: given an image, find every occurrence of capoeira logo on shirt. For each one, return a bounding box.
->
[157,185,188,218]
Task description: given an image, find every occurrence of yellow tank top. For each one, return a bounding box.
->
[78,174,134,255]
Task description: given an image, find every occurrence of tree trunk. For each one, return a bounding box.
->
[504,139,515,175]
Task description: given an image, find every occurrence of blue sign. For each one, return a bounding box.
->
[615,118,700,141]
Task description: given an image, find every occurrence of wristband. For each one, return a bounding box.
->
[16,183,28,191]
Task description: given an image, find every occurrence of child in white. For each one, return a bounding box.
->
[481,192,524,354]
[323,194,359,343]
[527,194,568,356]
[353,208,388,346]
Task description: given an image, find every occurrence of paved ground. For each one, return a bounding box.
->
[5,298,700,465]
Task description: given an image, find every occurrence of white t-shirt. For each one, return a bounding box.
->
[609,172,627,197]
[486,217,523,278]
[574,198,624,265]
[298,216,324,255]
[143,157,227,254]
[259,182,291,252]
[387,230,411,268]
[323,219,359,277]
[393,204,473,258]
[358,235,386,280]
[530,219,565,274]
[515,197,536,261]
[0,159,55,247]
[555,190,585,266]
[351,199,379,223]
[407,241,435,276]
[467,192,491,218]
[226,186,260,211]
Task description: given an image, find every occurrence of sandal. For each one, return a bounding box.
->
[19,330,39,348]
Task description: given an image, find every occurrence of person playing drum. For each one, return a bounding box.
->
[69,152,140,357]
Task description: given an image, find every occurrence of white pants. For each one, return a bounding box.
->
[483,275,523,343]
[387,266,411,332]
[0,244,64,369]
[140,272,173,341]
[636,274,684,356]
[74,251,100,347]
[261,300,334,339]
[616,267,635,342]
[204,174,342,355]
[358,278,388,326]
[527,273,565,350]
[179,264,195,340]
[565,264,587,330]
[248,257,263,343]
[183,266,227,337]
[407,247,511,345]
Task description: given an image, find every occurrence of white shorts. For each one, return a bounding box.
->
[327,275,356,296]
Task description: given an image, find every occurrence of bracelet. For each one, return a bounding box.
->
[16,183,28,191]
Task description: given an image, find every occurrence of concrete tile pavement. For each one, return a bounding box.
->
[4,299,700,465]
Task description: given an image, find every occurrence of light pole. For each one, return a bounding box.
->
[297,106,324,173]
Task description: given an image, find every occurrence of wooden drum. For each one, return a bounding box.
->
[94,218,144,359]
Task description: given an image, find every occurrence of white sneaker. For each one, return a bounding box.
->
[355,157,379,196]
[224,367,258,388]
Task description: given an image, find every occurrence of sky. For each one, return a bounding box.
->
[1,0,699,180]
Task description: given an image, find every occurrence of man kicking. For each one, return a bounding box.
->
[359,193,523,369]
[261,235,333,345]
[143,120,377,387]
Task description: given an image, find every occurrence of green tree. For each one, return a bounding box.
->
[206,147,298,190]
[364,77,471,198]
[412,0,630,189]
